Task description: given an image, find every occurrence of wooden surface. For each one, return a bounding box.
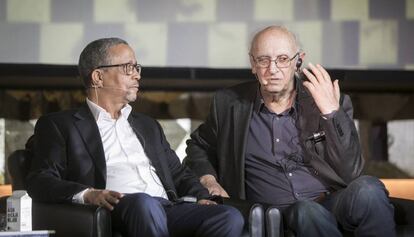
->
[381,179,414,200]
[0,185,11,197]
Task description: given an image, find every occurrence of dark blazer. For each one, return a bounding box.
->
[26,104,209,203]
[185,80,364,200]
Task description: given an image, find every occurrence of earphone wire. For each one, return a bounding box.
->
[94,86,99,105]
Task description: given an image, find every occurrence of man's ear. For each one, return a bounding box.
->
[249,54,257,74]
[91,70,103,88]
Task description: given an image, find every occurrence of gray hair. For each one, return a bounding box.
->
[78,37,128,88]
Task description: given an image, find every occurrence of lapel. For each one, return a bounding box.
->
[232,101,253,166]
[231,82,256,195]
[127,114,164,180]
[73,105,106,189]
[296,79,320,139]
[295,78,322,163]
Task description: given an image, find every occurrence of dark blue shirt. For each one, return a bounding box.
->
[245,88,328,208]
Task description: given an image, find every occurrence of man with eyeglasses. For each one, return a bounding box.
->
[185,26,395,236]
[27,37,244,237]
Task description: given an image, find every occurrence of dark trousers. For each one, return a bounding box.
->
[282,175,396,237]
[111,193,244,237]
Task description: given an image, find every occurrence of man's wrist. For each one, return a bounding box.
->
[321,110,337,120]
[73,188,91,204]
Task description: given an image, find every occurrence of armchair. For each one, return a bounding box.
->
[3,148,266,237]
[5,146,412,237]
[263,196,414,237]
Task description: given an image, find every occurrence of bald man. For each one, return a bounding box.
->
[185,26,396,237]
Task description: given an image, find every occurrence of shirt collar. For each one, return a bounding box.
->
[86,98,132,121]
[253,86,297,116]
[253,86,264,114]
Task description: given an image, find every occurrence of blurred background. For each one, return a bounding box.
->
[1,0,414,68]
[0,0,413,191]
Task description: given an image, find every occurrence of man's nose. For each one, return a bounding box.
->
[132,70,141,81]
[269,61,279,73]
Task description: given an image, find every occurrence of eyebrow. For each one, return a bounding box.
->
[256,54,289,58]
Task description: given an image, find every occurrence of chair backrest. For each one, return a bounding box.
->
[7,149,32,191]
[7,136,34,191]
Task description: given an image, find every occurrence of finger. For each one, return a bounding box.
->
[100,199,114,211]
[308,63,324,83]
[105,195,120,205]
[333,79,340,102]
[197,199,206,205]
[302,81,320,101]
[207,200,217,205]
[215,185,229,197]
[316,64,331,83]
[302,80,316,93]
[108,190,124,199]
[302,68,319,86]
[198,200,217,205]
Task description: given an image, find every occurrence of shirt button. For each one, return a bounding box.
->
[275,138,280,143]
[288,172,292,177]
[276,117,280,120]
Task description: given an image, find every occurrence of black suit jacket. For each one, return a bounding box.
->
[27,104,209,203]
[185,80,364,200]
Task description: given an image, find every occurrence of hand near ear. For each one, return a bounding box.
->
[302,63,340,115]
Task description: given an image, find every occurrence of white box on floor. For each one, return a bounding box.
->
[6,190,32,231]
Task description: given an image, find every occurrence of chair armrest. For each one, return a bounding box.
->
[32,202,112,237]
[250,204,265,237]
[222,198,265,237]
[266,206,282,237]
[0,196,8,214]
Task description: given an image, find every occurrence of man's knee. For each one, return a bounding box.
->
[123,192,154,203]
[285,200,333,227]
[348,175,389,204]
[285,200,337,233]
[120,193,164,214]
[221,205,245,228]
[199,205,244,235]
[290,200,326,219]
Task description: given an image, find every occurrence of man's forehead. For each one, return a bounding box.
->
[108,44,136,61]
[108,43,132,54]
[252,28,297,54]
[253,39,296,57]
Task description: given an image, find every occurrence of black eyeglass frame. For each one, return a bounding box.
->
[95,63,142,75]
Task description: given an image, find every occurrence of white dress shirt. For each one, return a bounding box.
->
[73,99,167,203]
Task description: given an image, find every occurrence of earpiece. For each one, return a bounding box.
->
[296,58,303,69]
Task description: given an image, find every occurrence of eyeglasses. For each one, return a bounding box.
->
[96,63,142,75]
[251,52,299,68]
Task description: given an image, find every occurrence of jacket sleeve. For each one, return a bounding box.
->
[184,93,220,179]
[26,116,89,203]
[154,121,210,200]
[319,94,364,183]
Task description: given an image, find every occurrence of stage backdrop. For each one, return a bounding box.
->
[0,0,414,69]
